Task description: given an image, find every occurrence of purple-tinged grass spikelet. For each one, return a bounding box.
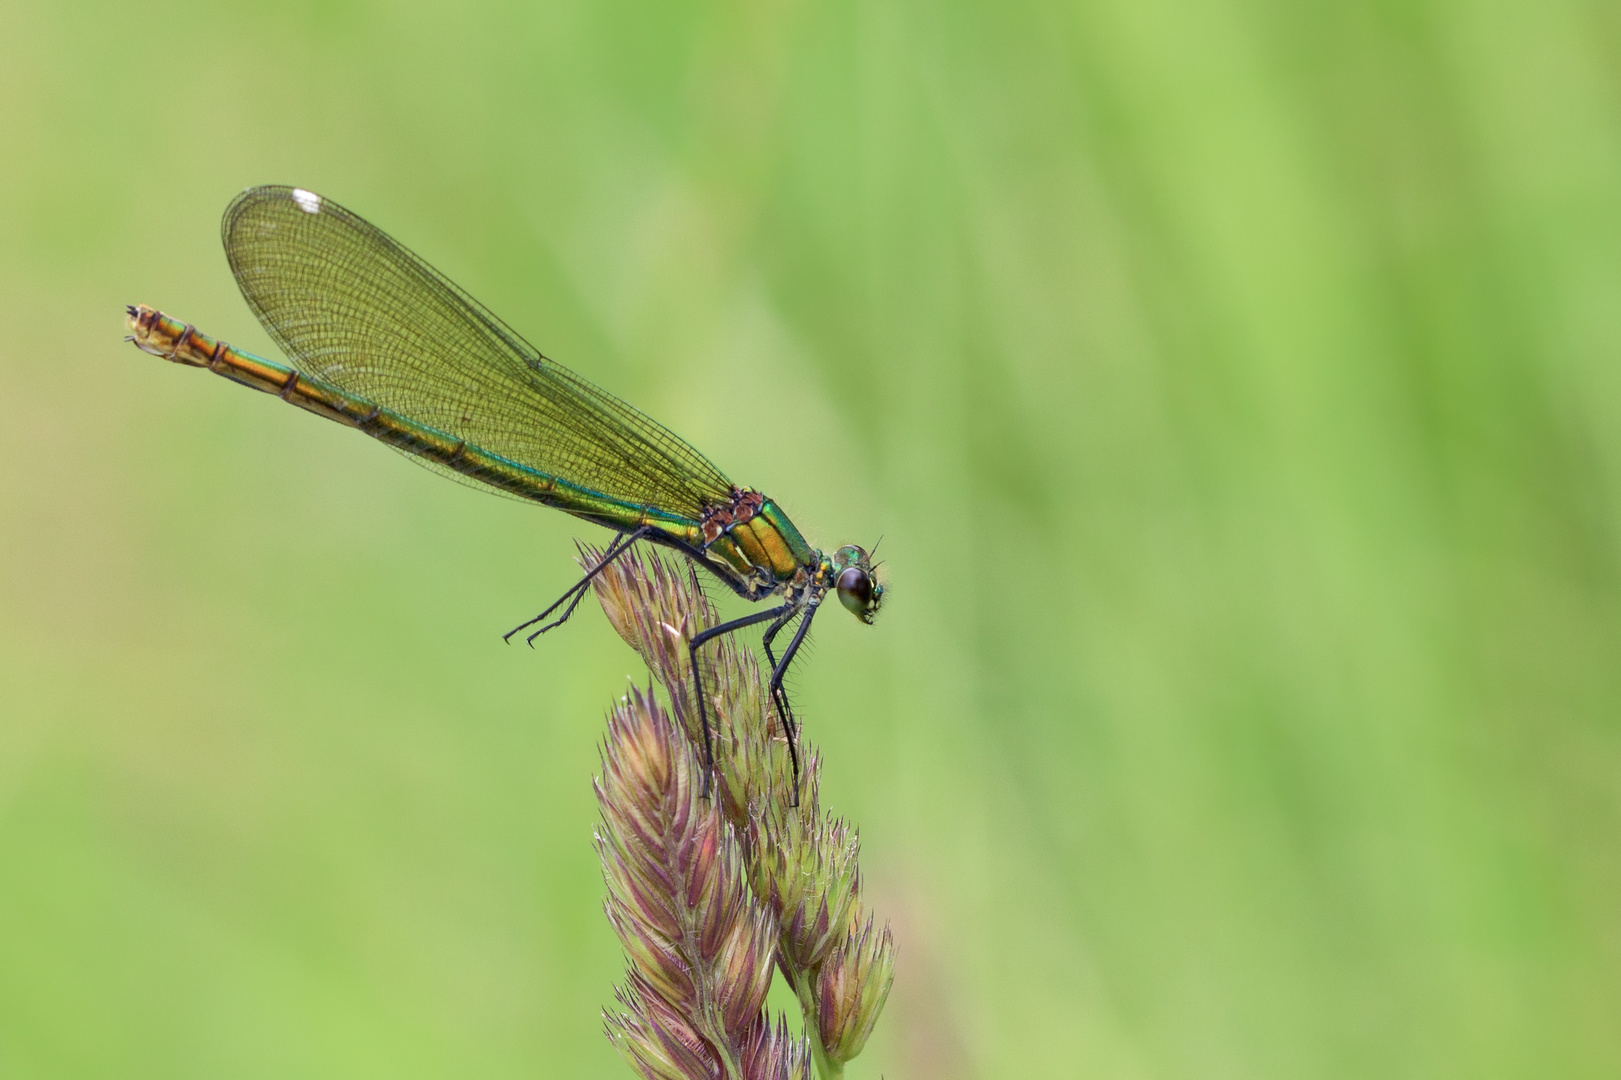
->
[738,1013,814,1080]
[583,543,787,828]
[589,547,893,1080]
[605,974,716,1080]
[749,777,864,974]
[597,684,802,1079]
[813,913,896,1065]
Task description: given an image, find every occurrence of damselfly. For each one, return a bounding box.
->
[126,185,884,791]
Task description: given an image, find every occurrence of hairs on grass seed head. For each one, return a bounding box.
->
[587,546,895,1079]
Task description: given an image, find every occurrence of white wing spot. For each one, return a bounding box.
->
[291,189,321,214]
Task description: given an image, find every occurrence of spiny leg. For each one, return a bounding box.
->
[761,607,801,734]
[523,577,594,644]
[760,608,804,791]
[689,603,795,797]
[503,525,652,644]
[511,525,644,642]
[766,602,819,802]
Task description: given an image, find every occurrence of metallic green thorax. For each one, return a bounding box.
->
[125,305,819,602]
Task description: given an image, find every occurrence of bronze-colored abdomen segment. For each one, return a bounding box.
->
[705,535,754,578]
[704,499,816,583]
[728,520,773,572]
[744,517,798,579]
[752,501,816,577]
[123,305,703,542]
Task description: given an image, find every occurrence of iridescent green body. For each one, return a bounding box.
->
[126,304,823,604]
[125,184,884,793]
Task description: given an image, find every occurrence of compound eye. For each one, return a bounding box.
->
[836,566,872,616]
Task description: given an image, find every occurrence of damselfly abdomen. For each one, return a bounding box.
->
[126,185,884,792]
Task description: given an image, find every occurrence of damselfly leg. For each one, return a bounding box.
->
[504,525,653,644]
[688,602,796,797]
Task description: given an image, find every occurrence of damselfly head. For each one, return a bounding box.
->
[831,544,884,624]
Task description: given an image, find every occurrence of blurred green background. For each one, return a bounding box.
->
[4,0,1621,1076]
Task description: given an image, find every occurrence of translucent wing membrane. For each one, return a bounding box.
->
[223,186,735,516]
